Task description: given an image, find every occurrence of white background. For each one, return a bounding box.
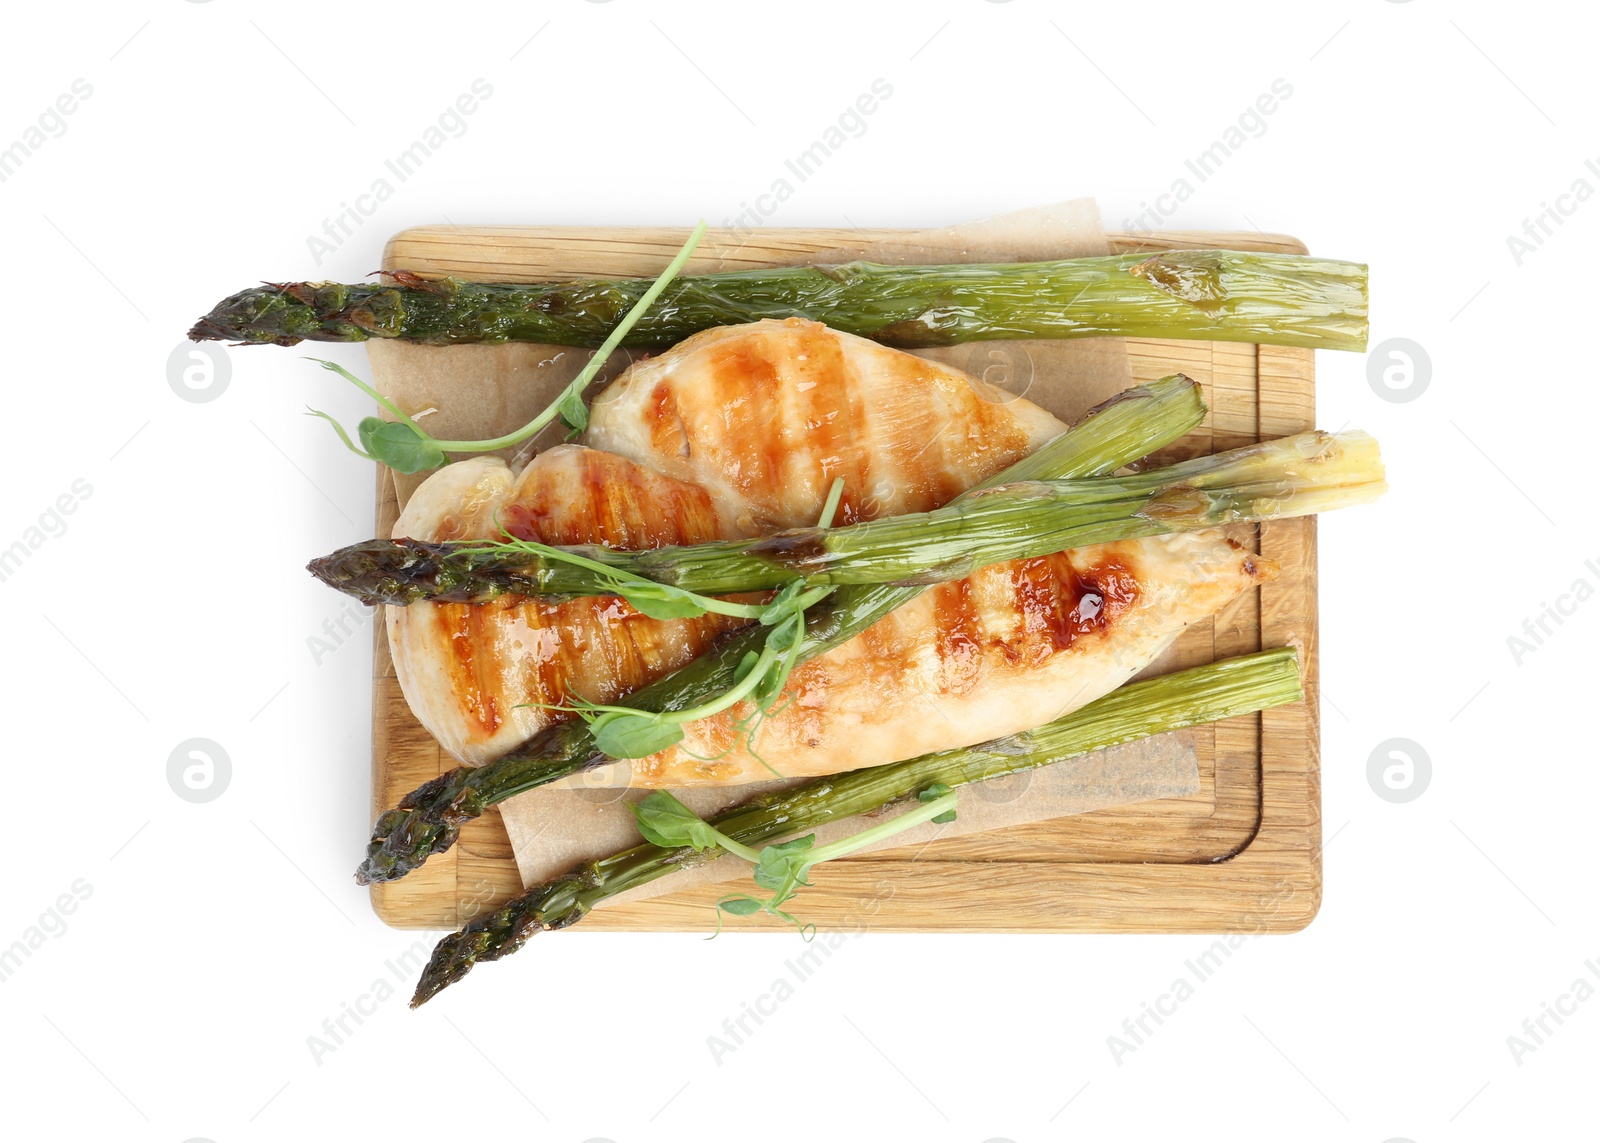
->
[1,2,1595,1140]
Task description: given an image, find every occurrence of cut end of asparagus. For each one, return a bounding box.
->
[1129,249,1370,352]
[1138,429,1385,531]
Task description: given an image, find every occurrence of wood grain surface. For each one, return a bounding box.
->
[366,226,1322,934]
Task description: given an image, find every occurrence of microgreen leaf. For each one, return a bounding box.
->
[590,712,685,760]
[357,417,448,474]
[751,835,815,894]
[758,579,806,626]
[716,895,763,916]
[732,650,762,684]
[753,657,790,710]
[557,385,590,439]
[765,612,802,652]
[613,581,710,621]
[919,782,958,823]
[629,791,725,851]
[659,788,963,941]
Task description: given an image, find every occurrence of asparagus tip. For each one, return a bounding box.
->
[187,304,305,346]
[354,821,460,886]
[410,893,564,1007]
[409,928,499,1008]
[310,538,445,607]
[187,314,247,344]
[355,782,472,885]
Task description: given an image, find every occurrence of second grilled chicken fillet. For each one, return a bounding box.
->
[567,531,1275,787]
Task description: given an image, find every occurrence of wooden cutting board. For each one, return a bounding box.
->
[367,227,1321,933]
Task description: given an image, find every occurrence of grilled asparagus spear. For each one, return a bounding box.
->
[191,249,1368,352]
[312,428,1384,606]
[411,647,1304,1005]
[356,375,1209,885]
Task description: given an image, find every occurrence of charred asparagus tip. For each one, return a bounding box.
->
[411,884,580,1006]
[354,771,478,885]
[186,315,238,343]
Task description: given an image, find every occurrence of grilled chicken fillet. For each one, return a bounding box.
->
[581,532,1271,787]
[584,318,1066,530]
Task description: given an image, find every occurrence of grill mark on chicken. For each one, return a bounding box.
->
[932,577,983,696]
[439,602,503,736]
[1011,552,1140,660]
[647,381,690,460]
[688,702,743,766]
[497,448,722,549]
[791,322,844,521]
[433,578,748,746]
[859,600,915,666]
[890,360,953,512]
[708,337,783,503]
[830,330,874,525]
[888,364,1032,513]
[920,404,961,513]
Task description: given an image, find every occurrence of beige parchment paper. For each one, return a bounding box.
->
[366,200,1200,904]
